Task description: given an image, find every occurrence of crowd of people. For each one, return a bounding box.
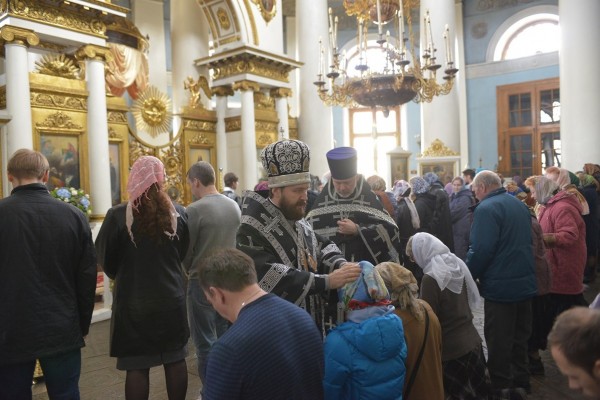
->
[2,144,600,400]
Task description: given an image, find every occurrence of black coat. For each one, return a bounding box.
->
[95,203,190,358]
[0,183,97,365]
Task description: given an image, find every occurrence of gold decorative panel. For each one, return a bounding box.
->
[34,54,80,79]
[181,108,218,204]
[0,86,6,110]
[7,0,108,38]
[198,47,302,84]
[29,73,88,112]
[420,138,459,157]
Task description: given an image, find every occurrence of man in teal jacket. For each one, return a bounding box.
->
[466,170,537,399]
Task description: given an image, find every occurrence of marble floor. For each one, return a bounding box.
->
[31,284,598,399]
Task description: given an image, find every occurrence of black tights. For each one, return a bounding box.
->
[125,360,188,400]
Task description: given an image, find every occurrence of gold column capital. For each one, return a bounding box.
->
[0,26,39,47]
[270,87,292,98]
[75,44,114,63]
[212,85,234,97]
[232,80,261,92]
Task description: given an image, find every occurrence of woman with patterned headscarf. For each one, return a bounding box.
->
[96,156,190,400]
[406,232,490,400]
[525,175,587,325]
[410,176,436,236]
[376,262,444,400]
[393,180,421,280]
[411,176,454,253]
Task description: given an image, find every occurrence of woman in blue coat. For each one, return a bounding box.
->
[323,261,407,400]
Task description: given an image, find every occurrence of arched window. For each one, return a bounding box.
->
[345,39,398,77]
[492,13,559,61]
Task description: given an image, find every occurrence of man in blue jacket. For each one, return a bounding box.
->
[466,170,537,399]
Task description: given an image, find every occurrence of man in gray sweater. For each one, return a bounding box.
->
[183,161,241,384]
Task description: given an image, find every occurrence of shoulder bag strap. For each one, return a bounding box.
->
[404,304,430,399]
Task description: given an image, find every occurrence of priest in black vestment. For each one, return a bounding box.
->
[306,147,401,265]
[237,139,361,334]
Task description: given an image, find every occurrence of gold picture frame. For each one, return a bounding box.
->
[34,112,89,195]
[418,160,459,185]
[251,0,277,23]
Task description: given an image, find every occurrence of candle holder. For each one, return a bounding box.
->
[314,0,458,109]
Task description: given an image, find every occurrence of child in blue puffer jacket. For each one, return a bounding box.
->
[323,261,407,400]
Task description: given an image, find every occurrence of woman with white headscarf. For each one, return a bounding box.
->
[96,156,190,400]
[406,232,490,400]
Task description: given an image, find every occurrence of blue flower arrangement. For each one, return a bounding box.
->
[50,187,92,216]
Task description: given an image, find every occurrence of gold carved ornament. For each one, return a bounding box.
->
[251,0,277,23]
[184,76,212,109]
[216,7,231,30]
[131,86,172,138]
[420,138,459,157]
[0,25,39,47]
[7,0,106,38]
[34,54,80,80]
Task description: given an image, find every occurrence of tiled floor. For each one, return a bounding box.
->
[31,285,598,399]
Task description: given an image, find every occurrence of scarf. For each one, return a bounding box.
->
[410,232,482,311]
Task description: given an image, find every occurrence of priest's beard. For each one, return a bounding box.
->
[279,194,306,221]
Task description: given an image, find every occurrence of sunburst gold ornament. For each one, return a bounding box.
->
[131,86,172,138]
[34,54,80,79]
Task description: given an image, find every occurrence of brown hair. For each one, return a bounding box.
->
[224,172,238,187]
[7,149,49,180]
[198,248,257,292]
[548,307,600,374]
[187,161,215,186]
[132,183,175,243]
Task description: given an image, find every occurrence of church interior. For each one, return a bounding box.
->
[1,0,599,398]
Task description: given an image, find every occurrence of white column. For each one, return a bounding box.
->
[419,0,460,153]
[272,88,291,139]
[76,45,113,218]
[234,81,259,190]
[214,86,232,174]
[170,0,209,132]
[559,0,600,170]
[133,0,167,93]
[1,27,39,156]
[296,0,332,177]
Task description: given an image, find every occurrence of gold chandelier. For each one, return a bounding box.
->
[314,0,458,114]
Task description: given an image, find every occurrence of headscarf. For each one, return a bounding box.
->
[375,262,424,322]
[408,232,481,311]
[556,168,573,190]
[579,173,600,189]
[546,169,589,214]
[410,176,430,195]
[126,156,178,244]
[423,172,439,186]
[394,180,420,229]
[533,176,559,205]
[584,163,600,177]
[339,261,390,311]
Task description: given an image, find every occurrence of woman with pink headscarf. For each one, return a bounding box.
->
[96,156,190,400]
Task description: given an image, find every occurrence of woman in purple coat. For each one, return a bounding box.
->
[449,177,475,260]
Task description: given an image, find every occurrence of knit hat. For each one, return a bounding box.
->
[339,261,390,310]
[260,139,311,188]
[126,156,178,244]
[326,147,357,180]
[410,176,430,195]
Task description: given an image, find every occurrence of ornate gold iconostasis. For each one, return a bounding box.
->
[30,72,91,197]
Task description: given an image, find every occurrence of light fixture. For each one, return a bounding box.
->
[313,0,458,114]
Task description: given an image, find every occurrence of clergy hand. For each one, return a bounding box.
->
[337,218,358,236]
[328,263,361,289]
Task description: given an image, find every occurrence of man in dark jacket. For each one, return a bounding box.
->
[0,149,97,400]
[466,170,537,399]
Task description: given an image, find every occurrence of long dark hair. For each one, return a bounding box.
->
[132,183,175,242]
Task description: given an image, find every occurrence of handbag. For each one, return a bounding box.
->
[403,304,430,399]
